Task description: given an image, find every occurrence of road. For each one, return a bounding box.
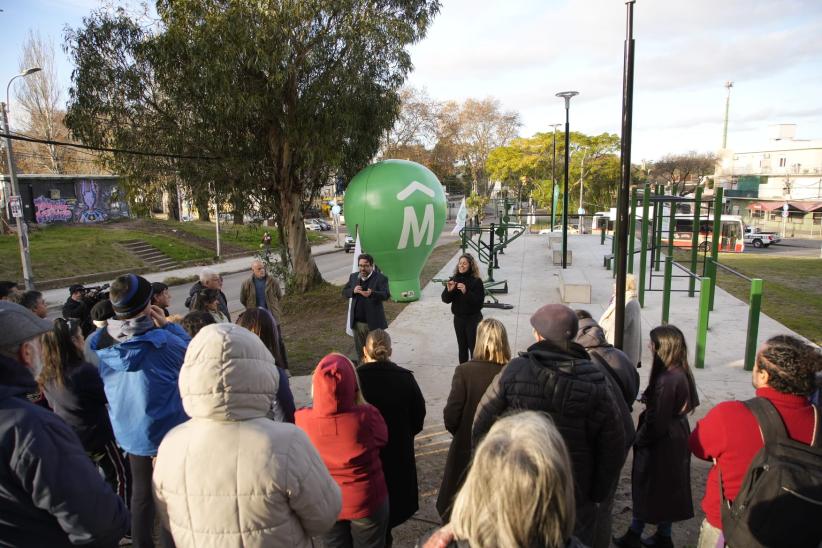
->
[744,238,822,257]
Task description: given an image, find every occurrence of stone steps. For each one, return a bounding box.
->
[119,240,181,271]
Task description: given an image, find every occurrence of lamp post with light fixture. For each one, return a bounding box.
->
[2,67,42,289]
[555,91,579,269]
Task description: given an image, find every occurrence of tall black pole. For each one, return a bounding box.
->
[614,0,636,350]
[556,92,578,269]
[550,123,560,229]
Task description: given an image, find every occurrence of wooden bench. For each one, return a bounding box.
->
[560,268,591,304]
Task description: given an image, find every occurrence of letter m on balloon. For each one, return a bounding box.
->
[397,204,435,249]
[396,181,436,250]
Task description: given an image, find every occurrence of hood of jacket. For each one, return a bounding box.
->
[92,323,173,372]
[179,323,278,421]
[575,317,610,349]
[311,353,357,415]
[523,338,591,366]
[0,354,37,401]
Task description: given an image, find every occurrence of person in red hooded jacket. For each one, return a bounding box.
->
[296,353,389,548]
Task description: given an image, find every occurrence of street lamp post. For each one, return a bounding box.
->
[579,149,587,233]
[2,67,41,290]
[722,81,733,149]
[555,91,579,269]
[549,123,561,229]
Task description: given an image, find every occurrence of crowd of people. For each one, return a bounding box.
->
[0,253,820,548]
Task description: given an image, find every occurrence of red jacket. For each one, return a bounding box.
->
[688,387,815,528]
[295,354,388,520]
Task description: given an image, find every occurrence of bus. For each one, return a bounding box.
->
[660,213,745,253]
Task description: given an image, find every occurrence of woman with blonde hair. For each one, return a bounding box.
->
[442,253,485,363]
[422,411,583,548]
[614,324,699,548]
[357,329,426,546]
[436,318,510,520]
[600,273,642,367]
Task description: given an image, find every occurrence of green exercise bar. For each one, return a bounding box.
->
[689,187,702,297]
[744,278,764,371]
[695,276,712,369]
[662,256,673,324]
[628,187,637,274]
[708,188,724,311]
[638,184,651,308]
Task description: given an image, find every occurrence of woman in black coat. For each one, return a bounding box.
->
[357,329,426,547]
[39,317,131,508]
[614,325,699,548]
[436,318,511,521]
[442,253,485,364]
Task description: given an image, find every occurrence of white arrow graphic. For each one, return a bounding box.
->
[396,180,435,201]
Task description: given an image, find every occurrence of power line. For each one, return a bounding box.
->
[0,131,220,161]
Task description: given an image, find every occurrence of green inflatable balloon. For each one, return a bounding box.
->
[345,160,446,302]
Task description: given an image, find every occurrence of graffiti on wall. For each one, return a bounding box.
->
[33,179,130,224]
[33,196,76,223]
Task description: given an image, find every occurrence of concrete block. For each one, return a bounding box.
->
[552,249,572,266]
[549,236,562,249]
[560,268,591,304]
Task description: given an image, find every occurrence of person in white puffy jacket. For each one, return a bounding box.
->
[153,323,342,548]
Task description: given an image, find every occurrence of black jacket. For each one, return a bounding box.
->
[357,360,426,527]
[441,274,484,317]
[185,281,230,320]
[472,339,627,505]
[0,355,129,547]
[342,271,390,330]
[42,361,115,454]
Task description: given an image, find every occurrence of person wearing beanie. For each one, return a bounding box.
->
[472,303,628,548]
[84,300,116,367]
[150,282,171,317]
[88,273,191,548]
[296,353,389,548]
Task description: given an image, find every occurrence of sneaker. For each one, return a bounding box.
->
[613,528,642,548]
[640,532,674,548]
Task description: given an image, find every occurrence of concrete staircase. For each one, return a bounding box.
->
[119,240,180,271]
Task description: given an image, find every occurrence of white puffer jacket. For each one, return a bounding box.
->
[153,323,341,548]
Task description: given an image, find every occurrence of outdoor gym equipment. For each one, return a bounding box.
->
[605,185,764,370]
[458,199,525,309]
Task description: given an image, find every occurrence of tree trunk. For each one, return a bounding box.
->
[231,188,244,225]
[278,187,323,292]
[194,189,211,222]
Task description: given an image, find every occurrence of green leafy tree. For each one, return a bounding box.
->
[65,1,440,291]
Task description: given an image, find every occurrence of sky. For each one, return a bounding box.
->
[2,0,821,162]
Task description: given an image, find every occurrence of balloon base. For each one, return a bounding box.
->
[388,279,422,303]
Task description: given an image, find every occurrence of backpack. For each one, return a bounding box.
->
[719,397,822,548]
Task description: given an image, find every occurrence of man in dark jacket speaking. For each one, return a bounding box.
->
[342,253,389,363]
[472,303,627,548]
[0,301,130,547]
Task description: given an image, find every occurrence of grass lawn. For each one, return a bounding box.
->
[0,223,213,283]
[150,219,330,251]
[281,240,461,375]
[713,254,822,344]
[673,250,822,344]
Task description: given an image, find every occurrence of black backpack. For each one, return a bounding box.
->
[719,397,822,548]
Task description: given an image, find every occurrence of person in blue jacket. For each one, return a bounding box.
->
[0,301,130,547]
[89,273,190,548]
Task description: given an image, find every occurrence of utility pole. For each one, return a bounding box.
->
[722,81,733,149]
[2,68,42,290]
[579,150,586,232]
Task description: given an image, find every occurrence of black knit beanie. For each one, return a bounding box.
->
[110,274,153,319]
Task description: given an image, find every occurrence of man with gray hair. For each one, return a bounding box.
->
[185,267,230,320]
[240,258,283,321]
[0,301,130,546]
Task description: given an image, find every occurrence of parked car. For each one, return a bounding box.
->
[344,235,355,253]
[309,218,332,231]
[744,226,781,248]
[304,219,323,231]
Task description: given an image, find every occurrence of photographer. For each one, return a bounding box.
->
[62,285,93,337]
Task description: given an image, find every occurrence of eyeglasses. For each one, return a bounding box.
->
[358,263,371,268]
